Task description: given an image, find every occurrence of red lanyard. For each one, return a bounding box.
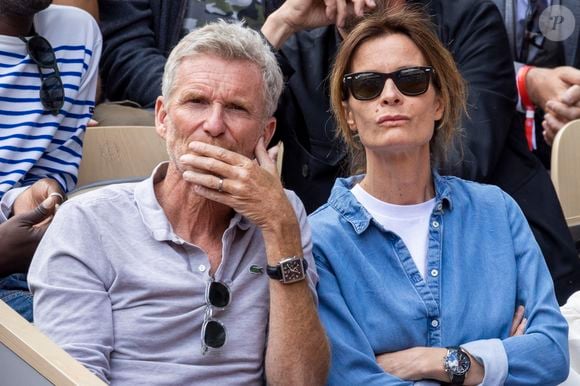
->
[517,65,536,151]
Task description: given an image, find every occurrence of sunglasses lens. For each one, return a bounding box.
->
[350,73,385,100]
[396,68,429,96]
[40,75,64,112]
[204,320,226,348]
[208,281,230,308]
[28,36,56,67]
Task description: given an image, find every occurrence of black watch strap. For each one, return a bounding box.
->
[266,257,308,281]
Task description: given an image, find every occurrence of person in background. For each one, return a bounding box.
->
[0,0,101,321]
[95,0,266,126]
[53,0,99,20]
[490,0,580,167]
[310,4,569,384]
[29,21,329,385]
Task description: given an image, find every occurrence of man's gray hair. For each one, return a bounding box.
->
[162,20,283,117]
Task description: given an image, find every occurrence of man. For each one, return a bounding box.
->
[0,0,101,321]
[29,21,329,385]
[260,0,580,305]
[490,0,580,167]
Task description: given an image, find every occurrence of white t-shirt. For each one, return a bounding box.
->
[351,184,435,279]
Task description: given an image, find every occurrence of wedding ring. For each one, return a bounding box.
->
[217,178,224,193]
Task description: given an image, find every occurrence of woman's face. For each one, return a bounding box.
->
[343,33,443,158]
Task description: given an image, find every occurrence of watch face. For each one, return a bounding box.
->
[280,258,305,283]
[446,349,471,375]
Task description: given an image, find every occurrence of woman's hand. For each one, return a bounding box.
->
[376,347,443,381]
[510,305,527,336]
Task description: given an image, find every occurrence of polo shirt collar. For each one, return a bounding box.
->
[134,162,251,243]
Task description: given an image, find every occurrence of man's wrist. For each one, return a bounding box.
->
[2,186,29,220]
[517,65,535,108]
[524,66,547,109]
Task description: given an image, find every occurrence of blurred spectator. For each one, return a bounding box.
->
[95,0,265,126]
[53,0,99,20]
[490,0,580,167]
[0,1,101,321]
[260,0,580,304]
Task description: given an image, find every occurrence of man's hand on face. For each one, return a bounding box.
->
[543,84,580,145]
[12,178,64,217]
[179,139,296,231]
[0,195,60,276]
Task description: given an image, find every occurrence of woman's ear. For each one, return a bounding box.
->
[343,102,357,132]
[434,94,444,122]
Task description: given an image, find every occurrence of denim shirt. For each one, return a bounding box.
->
[310,173,569,385]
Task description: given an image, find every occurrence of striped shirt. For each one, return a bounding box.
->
[0,5,101,200]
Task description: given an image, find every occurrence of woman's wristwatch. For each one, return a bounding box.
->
[443,346,471,385]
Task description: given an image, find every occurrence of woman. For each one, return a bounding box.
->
[309,4,569,385]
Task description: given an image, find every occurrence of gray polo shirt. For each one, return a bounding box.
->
[29,163,318,385]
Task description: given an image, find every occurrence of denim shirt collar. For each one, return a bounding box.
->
[327,171,453,234]
[134,162,251,243]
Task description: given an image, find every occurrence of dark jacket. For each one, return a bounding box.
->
[273,0,580,304]
[491,0,580,68]
[99,0,186,107]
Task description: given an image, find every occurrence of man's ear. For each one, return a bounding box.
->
[262,117,277,146]
[343,102,357,132]
[155,96,168,139]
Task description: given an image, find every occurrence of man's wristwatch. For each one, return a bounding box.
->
[443,346,471,385]
[266,256,308,284]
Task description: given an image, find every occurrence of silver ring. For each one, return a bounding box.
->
[217,178,224,193]
[49,192,65,202]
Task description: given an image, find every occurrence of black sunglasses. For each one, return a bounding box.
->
[342,66,434,100]
[201,279,231,354]
[20,35,64,115]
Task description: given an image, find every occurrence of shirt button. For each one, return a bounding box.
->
[198,264,207,272]
[432,220,440,228]
[430,269,439,277]
[436,203,443,211]
[431,319,439,328]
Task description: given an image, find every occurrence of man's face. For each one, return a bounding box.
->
[0,0,52,17]
[155,54,275,173]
